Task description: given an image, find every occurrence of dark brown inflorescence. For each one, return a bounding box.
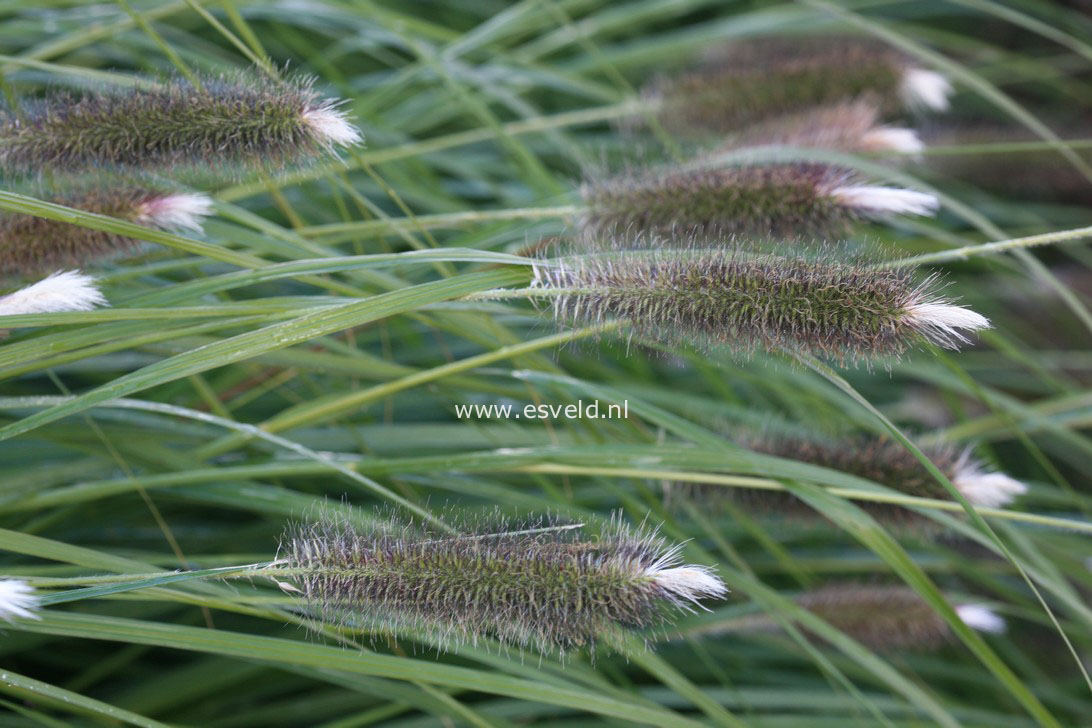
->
[280,514,726,653]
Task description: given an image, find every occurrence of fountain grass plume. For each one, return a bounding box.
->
[580,160,938,241]
[0,183,212,275]
[535,247,988,361]
[721,584,1005,651]
[670,432,1026,524]
[0,74,362,174]
[648,35,952,136]
[723,101,924,157]
[279,513,726,653]
[795,584,1006,650]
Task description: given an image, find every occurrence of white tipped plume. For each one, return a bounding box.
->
[0,579,40,622]
[952,456,1028,508]
[860,127,925,156]
[900,68,953,112]
[904,299,991,349]
[955,604,1006,634]
[136,193,213,233]
[646,541,727,607]
[302,102,363,148]
[831,185,940,217]
[0,271,107,317]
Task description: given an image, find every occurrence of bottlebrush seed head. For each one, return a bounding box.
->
[648,36,952,135]
[536,250,989,360]
[579,162,938,241]
[0,270,106,316]
[671,434,1025,524]
[0,579,40,622]
[0,187,212,275]
[0,75,362,173]
[794,584,1003,651]
[723,101,924,158]
[280,514,726,653]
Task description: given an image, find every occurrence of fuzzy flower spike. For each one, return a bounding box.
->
[536,249,988,361]
[740,584,1004,651]
[648,36,952,136]
[797,585,1007,648]
[580,161,938,241]
[0,75,362,173]
[672,433,1025,526]
[281,515,726,652]
[0,186,212,275]
[0,579,40,622]
[724,101,925,158]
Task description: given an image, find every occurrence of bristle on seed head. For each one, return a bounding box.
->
[648,564,728,605]
[903,297,991,349]
[900,68,954,112]
[951,456,1027,508]
[829,185,939,217]
[0,579,40,622]
[860,127,925,155]
[955,603,1006,633]
[0,270,106,316]
[302,101,364,148]
[280,514,724,653]
[135,193,214,232]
